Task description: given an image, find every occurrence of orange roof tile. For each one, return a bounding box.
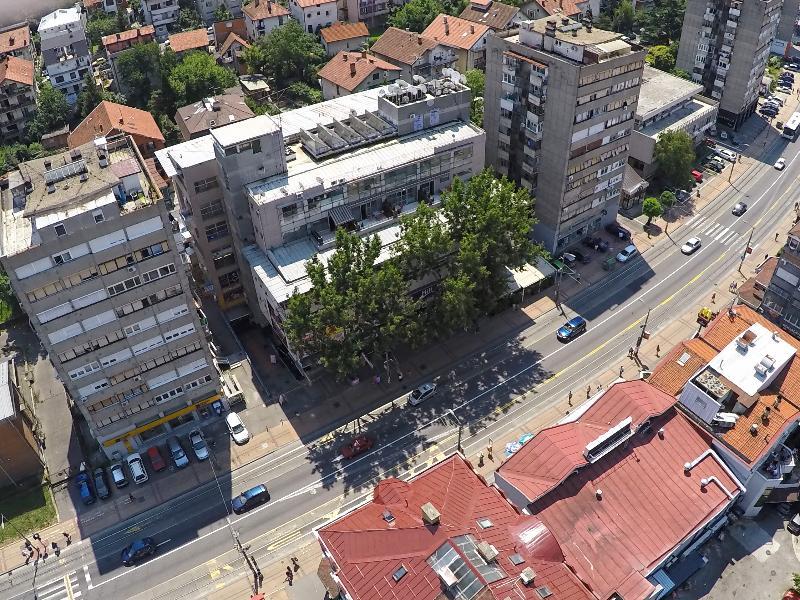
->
[102,25,156,48]
[243,0,291,19]
[649,338,718,398]
[168,29,209,53]
[0,56,33,87]
[534,0,583,17]
[218,32,251,56]
[144,157,169,189]
[317,51,400,92]
[0,24,30,55]
[459,0,519,30]
[421,14,490,50]
[212,18,248,45]
[371,27,439,66]
[320,21,369,44]
[294,0,336,7]
[68,101,165,149]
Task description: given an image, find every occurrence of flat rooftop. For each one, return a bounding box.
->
[640,97,717,139]
[155,135,216,177]
[522,16,624,46]
[209,114,280,148]
[637,65,705,120]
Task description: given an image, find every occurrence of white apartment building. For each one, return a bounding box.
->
[141,0,181,40]
[290,0,338,34]
[38,6,91,105]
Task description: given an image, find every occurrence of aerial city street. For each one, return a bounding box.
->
[2,0,800,599]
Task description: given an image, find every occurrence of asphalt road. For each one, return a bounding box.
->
[2,130,798,600]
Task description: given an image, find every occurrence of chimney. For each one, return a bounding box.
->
[545,19,556,36]
[561,16,569,24]
[572,28,578,36]
[8,37,13,46]
[421,502,440,525]
[417,34,422,44]
[342,52,348,61]
[444,16,450,35]
[470,24,475,33]
[362,50,367,58]
[350,62,356,76]
[119,117,124,125]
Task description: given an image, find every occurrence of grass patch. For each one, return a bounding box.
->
[0,482,56,545]
[0,298,17,324]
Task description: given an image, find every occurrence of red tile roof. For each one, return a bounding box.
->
[243,0,291,20]
[533,0,583,17]
[168,29,209,53]
[294,0,336,8]
[68,101,165,149]
[497,381,743,600]
[459,0,519,30]
[648,338,718,398]
[318,454,593,600]
[144,157,169,189]
[212,18,248,46]
[371,27,440,66]
[319,21,369,44]
[218,32,250,57]
[102,25,156,50]
[421,14,490,50]
[0,24,30,55]
[318,51,400,92]
[0,56,33,87]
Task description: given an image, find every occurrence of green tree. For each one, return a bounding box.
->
[178,7,202,31]
[115,8,129,32]
[395,201,452,282]
[470,97,483,127]
[86,13,126,47]
[642,196,662,225]
[646,45,676,72]
[158,114,181,145]
[659,190,676,210]
[387,0,443,32]
[27,82,69,140]
[654,129,695,189]
[611,0,634,34]
[242,21,326,86]
[793,573,800,593]
[167,51,237,107]
[116,41,162,108]
[465,69,485,97]
[637,0,686,45]
[76,72,105,119]
[287,81,322,105]
[129,0,143,21]
[0,142,44,175]
[671,68,690,80]
[213,5,234,20]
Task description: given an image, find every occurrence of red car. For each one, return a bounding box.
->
[691,169,703,183]
[146,446,167,472]
[340,435,374,459]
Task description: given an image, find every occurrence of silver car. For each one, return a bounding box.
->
[409,383,437,406]
[189,429,209,461]
[126,453,149,485]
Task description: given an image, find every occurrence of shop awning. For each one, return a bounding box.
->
[505,257,556,292]
[330,205,356,226]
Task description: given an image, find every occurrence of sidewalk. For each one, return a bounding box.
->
[0,517,79,575]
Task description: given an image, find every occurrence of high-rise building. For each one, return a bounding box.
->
[38,6,92,105]
[676,0,782,129]
[485,17,645,253]
[0,136,219,458]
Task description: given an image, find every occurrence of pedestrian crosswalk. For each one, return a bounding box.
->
[36,571,81,600]
[683,215,743,246]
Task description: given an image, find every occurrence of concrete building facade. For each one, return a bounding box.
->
[290,0,338,34]
[0,56,36,143]
[38,6,91,105]
[762,223,800,337]
[0,136,219,458]
[676,0,782,129]
[485,18,645,253]
[141,0,180,40]
[242,0,290,40]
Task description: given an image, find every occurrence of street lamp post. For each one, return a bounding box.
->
[738,227,754,274]
[554,267,564,314]
[442,409,464,453]
[634,306,651,358]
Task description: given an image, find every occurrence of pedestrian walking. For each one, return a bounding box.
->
[32,533,40,542]
[619,365,624,378]
[128,493,134,503]
[656,344,660,357]
[586,385,591,398]
[285,566,294,586]
[711,292,716,303]
[596,385,602,393]
[776,233,780,241]
[628,346,634,358]
[568,390,573,406]
[22,548,30,565]
[291,556,300,572]
[62,532,71,545]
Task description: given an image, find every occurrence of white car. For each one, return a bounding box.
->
[775,157,787,170]
[226,412,250,445]
[616,244,638,263]
[408,383,436,406]
[126,453,149,485]
[715,148,737,162]
[681,237,702,255]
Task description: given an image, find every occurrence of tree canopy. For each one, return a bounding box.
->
[611,0,635,34]
[76,72,106,119]
[642,197,663,224]
[636,0,686,45]
[167,51,238,107]
[654,130,695,189]
[242,21,326,87]
[115,41,162,108]
[387,0,445,32]
[27,82,69,140]
[178,7,202,31]
[86,11,128,47]
[465,69,485,97]
[213,5,234,20]
[646,45,676,72]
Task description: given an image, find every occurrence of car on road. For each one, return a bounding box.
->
[691,169,703,183]
[146,446,167,472]
[568,249,591,264]
[166,436,190,469]
[188,429,209,461]
[761,106,779,117]
[681,237,702,255]
[93,467,111,500]
[226,411,250,445]
[775,157,787,170]
[705,159,724,173]
[126,453,149,485]
[616,244,638,263]
[556,315,587,342]
[75,471,95,505]
[788,513,800,536]
[231,484,270,514]
[732,202,748,216]
[409,382,436,406]
[121,538,157,566]
[340,434,375,459]
[605,221,631,240]
[110,462,128,488]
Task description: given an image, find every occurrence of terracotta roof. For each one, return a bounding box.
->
[168,29,209,53]
[0,24,30,55]
[530,0,583,17]
[789,221,800,237]
[0,56,33,87]
[144,157,169,189]
[102,25,156,49]
[212,18,248,45]
[738,256,778,309]
[497,382,743,600]
[459,0,519,30]
[320,21,369,44]
[318,454,594,600]
[317,51,401,92]
[83,0,103,8]
[649,338,718,398]
[371,27,440,66]
[294,0,336,7]
[243,0,291,20]
[219,32,251,56]
[421,14,490,50]
[68,101,165,149]
[175,92,255,137]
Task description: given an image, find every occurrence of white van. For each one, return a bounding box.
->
[715,148,737,162]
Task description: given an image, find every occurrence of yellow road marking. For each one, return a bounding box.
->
[65,574,75,600]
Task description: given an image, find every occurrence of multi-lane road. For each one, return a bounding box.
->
[2,129,799,600]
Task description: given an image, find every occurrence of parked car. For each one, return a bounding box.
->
[226,412,251,445]
[680,237,702,255]
[676,189,691,202]
[121,538,157,566]
[146,446,167,472]
[569,250,591,264]
[732,202,748,216]
[166,436,190,469]
[75,471,96,505]
[126,453,149,485]
[408,382,436,406]
[188,429,209,461]
[605,221,631,240]
[583,236,609,251]
[719,131,729,141]
[788,513,800,536]
[556,315,587,342]
[691,169,703,183]
[705,159,724,173]
[616,244,638,263]
[761,106,779,117]
[231,484,270,514]
[766,95,784,106]
[775,157,787,170]
[93,467,111,500]
[110,462,128,488]
[340,434,375,459]
[715,148,737,162]
[777,86,793,94]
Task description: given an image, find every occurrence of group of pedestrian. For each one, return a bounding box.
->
[284,556,300,586]
[729,281,738,293]
[19,532,72,566]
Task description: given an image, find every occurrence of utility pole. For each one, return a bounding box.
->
[738,227,754,274]
[554,267,564,314]
[634,307,651,357]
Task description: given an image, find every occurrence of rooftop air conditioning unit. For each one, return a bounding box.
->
[421,502,440,525]
[477,542,499,562]
[755,363,768,377]
[520,567,536,585]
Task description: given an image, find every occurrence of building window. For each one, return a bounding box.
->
[54,223,67,237]
[219,270,240,288]
[93,210,104,223]
[205,220,229,241]
[52,250,73,265]
[194,176,219,193]
[200,199,224,220]
[281,204,298,219]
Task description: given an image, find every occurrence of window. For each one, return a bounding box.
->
[281,204,298,219]
[54,223,67,237]
[200,199,224,221]
[52,250,73,265]
[93,210,104,223]
[219,270,240,288]
[205,220,229,241]
[372,73,379,80]
[392,565,407,582]
[477,518,493,529]
[55,75,64,83]
[194,176,219,193]
[251,139,261,154]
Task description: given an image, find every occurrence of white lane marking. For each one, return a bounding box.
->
[84,564,93,590]
[685,214,700,227]
[704,223,721,236]
[714,226,730,241]
[722,231,739,245]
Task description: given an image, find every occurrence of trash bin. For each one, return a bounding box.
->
[603,257,616,271]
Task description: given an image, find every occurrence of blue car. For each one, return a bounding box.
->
[231,484,270,514]
[121,538,156,566]
[75,472,96,505]
[556,316,587,342]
